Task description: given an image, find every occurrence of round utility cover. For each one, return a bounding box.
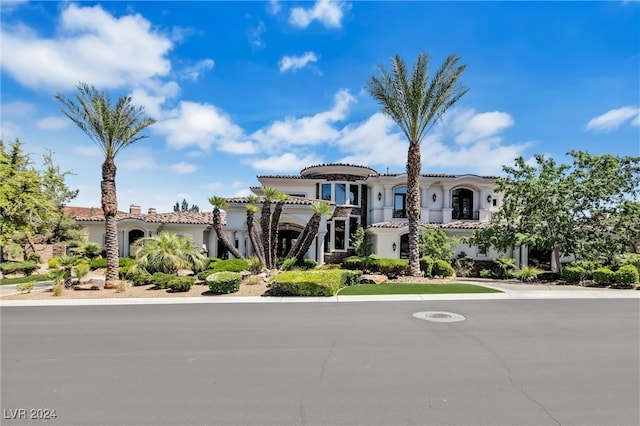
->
[412,311,466,323]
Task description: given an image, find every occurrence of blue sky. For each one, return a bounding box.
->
[1,1,638,213]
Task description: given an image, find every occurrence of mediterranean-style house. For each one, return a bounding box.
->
[70,163,531,267]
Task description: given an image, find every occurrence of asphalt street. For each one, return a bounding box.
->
[2,299,639,425]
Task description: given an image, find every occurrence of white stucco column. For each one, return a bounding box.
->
[383,185,393,207]
[443,186,452,209]
[316,232,326,265]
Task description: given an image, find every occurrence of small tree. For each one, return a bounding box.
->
[350,226,371,256]
[418,225,456,261]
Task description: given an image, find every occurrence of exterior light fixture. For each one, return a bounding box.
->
[378,192,382,201]
[432,193,437,202]
[392,242,397,252]
[487,195,492,203]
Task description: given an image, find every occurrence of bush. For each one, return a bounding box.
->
[493,257,516,279]
[570,260,601,280]
[516,266,542,282]
[115,280,126,293]
[0,261,38,276]
[280,258,317,271]
[315,263,341,270]
[48,257,60,269]
[247,256,263,273]
[562,266,586,284]
[419,256,434,277]
[207,272,242,294]
[272,270,340,297]
[119,257,135,267]
[243,275,264,286]
[593,267,614,286]
[375,258,408,276]
[130,273,154,286]
[341,270,363,287]
[209,258,249,273]
[452,252,474,277]
[432,260,455,277]
[90,257,107,270]
[75,262,90,279]
[27,252,41,263]
[52,281,64,296]
[614,265,639,286]
[341,256,367,270]
[167,276,194,292]
[150,272,177,289]
[16,281,35,293]
[479,269,493,278]
[197,269,217,281]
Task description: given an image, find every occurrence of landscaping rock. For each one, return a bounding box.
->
[361,274,388,285]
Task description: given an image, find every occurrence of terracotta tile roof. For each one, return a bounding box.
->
[225,196,334,206]
[67,206,218,225]
[369,220,491,230]
[378,173,499,180]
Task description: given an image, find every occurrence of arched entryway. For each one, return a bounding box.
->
[399,233,410,259]
[128,229,145,257]
[277,229,302,258]
[452,188,474,220]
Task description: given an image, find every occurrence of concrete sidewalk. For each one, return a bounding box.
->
[2,280,638,307]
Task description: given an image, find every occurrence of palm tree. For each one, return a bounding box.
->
[56,83,156,286]
[367,53,468,276]
[286,201,332,261]
[245,196,265,266]
[208,196,243,259]
[130,232,207,275]
[269,191,289,268]
[259,187,279,269]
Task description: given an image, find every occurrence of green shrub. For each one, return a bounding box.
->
[207,272,242,294]
[613,253,640,272]
[341,256,366,270]
[432,260,455,277]
[27,252,41,263]
[272,270,339,297]
[83,243,102,258]
[150,272,177,289]
[614,265,639,286]
[479,269,493,278]
[243,275,264,286]
[197,269,217,281]
[209,258,249,272]
[570,260,601,280]
[0,261,38,276]
[119,257,135,267]
[48,257,60,269]
[315,263,341,270]
[247,256,263,273]
[75,262,90,279]
[52,281,64,296]
[593,267,614,285]
[420,256,434,277]
[516,266,542,282]
[131,273,154,286]
[167,276,194,292]
[493,257,516,279]
[90,257,107,270]
[375,258,408,275]
[340,270,363,287]
[16,281,35,293]
[562,266,586,284]
[281,258,317,271]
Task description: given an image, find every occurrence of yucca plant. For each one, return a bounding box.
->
[130,232,207,275]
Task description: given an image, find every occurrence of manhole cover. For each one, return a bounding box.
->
[413,311,466,323]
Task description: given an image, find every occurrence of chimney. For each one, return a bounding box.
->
[148,207,157,215]
[129,204,141,215]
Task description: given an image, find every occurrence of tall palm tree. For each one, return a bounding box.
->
[130,232,207,275]
[286,201,332,261]
[260,187,279,269]
[367,53,468,276]
[245,195,265,266]
[208,196,243,259]
[269,191,289,268]
[56,83,156,286]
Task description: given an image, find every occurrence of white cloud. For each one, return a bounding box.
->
[179,59,214,81]
[121,158,158,170]
[73,146,102,157]
[267,0,281,14]
[248,153,322,173]
[279,52,319,73]
[203,182,223,192]
[251,89,355,150]
[35,116,68,131]
[1,4,172,91]
[169,161,198,174]
[248,21,266,48]
[289,0,348,29]
[154,101,244,150]
[129,81,180,119]
[586,106,640,132]
[219,140,257,155]
[0,120,21,140]
[2,101,36,117]
[451,110,514,144]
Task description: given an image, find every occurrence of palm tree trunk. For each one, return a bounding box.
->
[247,211,265,266]
[286,216,315,259]
[102,157,119,286]
[293,216,321,261]
[406,142,422,276]
[269,201,285,268]
[260,201,272,269]
[213,208,243,259]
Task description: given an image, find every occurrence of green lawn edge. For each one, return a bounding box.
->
[0,274,53,285]
[338,283,502,295]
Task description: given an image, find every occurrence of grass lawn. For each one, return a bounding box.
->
[0,274,52,285]
[338,283,502,295]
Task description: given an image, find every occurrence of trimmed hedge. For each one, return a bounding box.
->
[432,260,455,278]
[342,256,407,276]
[614,265,639,286]
[0,261,38,276]
[420,256,434,277]
[197,269,217,281]
[593,267,614,285]
[90,257,107,269]
[167,276,194,292]
[280,258,317,271]
[207,272,242,294]
[209,258,249,272]
[562,266,586,284]
[272,270,362,297]
[131,273,154,286]
[150,272,177,289]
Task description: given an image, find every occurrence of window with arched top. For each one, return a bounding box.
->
[393,186,407,218]
[452,188,474,220]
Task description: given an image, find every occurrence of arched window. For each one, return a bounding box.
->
[399,233,410,259]
[452,188,474,220]
[393,186,407,218]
